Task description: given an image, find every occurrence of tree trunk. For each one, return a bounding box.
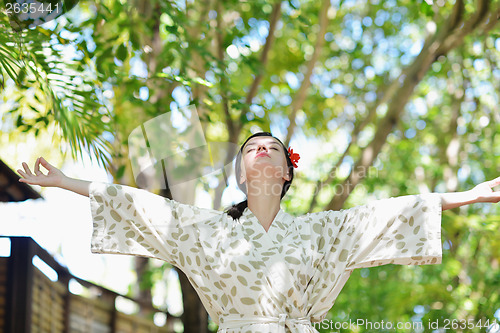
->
[212,1,282,210]
[177,269,209,333]
[284,0,330,147]
[325,0,499,211]
[134,257,153,316]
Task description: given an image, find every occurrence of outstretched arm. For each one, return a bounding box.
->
[17,157,90,197]
[439,176,500,211]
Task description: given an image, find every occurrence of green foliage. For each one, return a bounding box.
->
[0,11,113,166]
[2,0,499,330]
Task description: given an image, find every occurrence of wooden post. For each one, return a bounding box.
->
[58,271,71,333]
[5,237,35,333]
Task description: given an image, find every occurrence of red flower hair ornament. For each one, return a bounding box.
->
[287,147,300,168]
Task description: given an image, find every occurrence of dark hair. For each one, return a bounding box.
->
[225,132,295,220]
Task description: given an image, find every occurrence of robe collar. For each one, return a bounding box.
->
[240,206,305,312]
[242,206,284,232]
[241,206,298,244]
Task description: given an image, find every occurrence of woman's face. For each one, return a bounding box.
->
[239,136,290,187]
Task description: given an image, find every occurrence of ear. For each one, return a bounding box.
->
[283,170,291,182]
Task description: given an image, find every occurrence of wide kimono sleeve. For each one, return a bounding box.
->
[89,182,222,266]
[315,193,443,270]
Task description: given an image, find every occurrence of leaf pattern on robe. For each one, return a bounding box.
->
[89,182,442,333]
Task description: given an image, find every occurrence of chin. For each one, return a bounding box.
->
[246,164,285,179]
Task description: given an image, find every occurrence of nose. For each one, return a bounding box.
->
[257,145,268,152]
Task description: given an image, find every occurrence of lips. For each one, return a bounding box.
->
[255,152,270,158]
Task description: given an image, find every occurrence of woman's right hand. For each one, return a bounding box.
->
[17,157,66,188]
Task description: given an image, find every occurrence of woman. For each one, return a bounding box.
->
[18,131,500,333]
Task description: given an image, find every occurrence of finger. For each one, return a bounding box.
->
[487,176,500,188]
[39,157,54,171]
[17,170,33,184]
[18,177,30,183]
[18,177,35,185]
[22,162,35,177]
[17,169,28,179]
[34,157,42,175]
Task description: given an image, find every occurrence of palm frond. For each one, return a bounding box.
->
[0,11,113,167]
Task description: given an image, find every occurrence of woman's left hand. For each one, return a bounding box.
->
[440,177,500,211]
[470,176,500,204]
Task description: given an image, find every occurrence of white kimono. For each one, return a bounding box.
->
[89,182,442,333]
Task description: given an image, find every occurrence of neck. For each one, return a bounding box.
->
[246,179,283,231]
